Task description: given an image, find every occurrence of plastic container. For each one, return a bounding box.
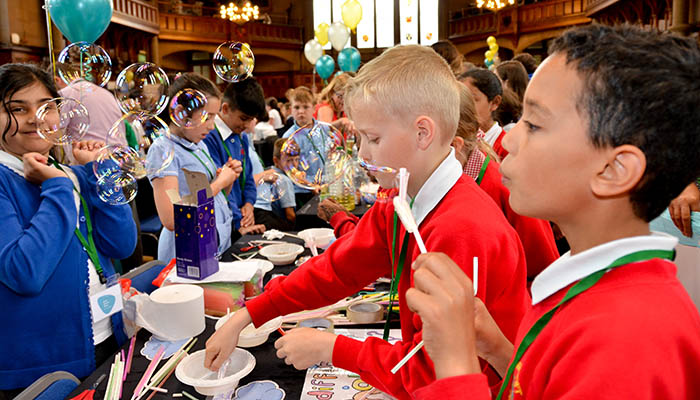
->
[215,314,283,348]
[175,349,255,396]
[259,243,304,265]
[298,228,335,249]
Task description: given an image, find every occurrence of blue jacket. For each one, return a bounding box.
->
[0,162,137,389]
[203,125,257,230]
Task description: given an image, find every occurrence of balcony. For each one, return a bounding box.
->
[111,0,160,34]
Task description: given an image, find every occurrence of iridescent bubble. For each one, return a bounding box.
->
[256,170,286,202]
[97,169,138,206]
[169,89,208,128]
[106,114,173,178]
[358,159,397,174]
[92,144,140,180]
[213,42,255,83]
[57,42,112,87]
[280,123,348,191]
[114,63,170,118]
[35,97,90,145]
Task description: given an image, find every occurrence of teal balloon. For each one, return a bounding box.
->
[48,0,113,44]
[338,47,361,72]
[315,55,335,81]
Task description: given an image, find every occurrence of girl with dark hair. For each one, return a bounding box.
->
[0,63,137,394]
[265,97,283,130]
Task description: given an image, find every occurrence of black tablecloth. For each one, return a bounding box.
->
[295,195,372,230]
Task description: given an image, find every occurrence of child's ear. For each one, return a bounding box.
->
[221,102,230,114]
[591,145,646,197]
[415,116,437,150]
[489,95,502,113]
[452,136,465,152]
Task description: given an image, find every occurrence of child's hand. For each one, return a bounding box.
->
[241,203,255,227]
[215,165,237,187]
[72,140,105,164]
[259,169,278,183]
[205,308,253,371]
[22,153,65,184]
[225,157,243,176]
[317,198,347,222]
[405,252,481,379]
[239,224,265,236]
[668,182,700,237]
[274,328,337,369]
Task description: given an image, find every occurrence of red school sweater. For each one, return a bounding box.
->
[413,258,700,399]
[492,128,509,160]
[246,175,530,400]
[479,161,559,279]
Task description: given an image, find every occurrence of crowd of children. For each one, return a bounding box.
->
[1,22,700,400]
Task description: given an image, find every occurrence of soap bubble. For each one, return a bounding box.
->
[114,63,170,118]
[169,89,208,128]
[280,123,348,190]
[57,42,112,87]
[35,97,90,145]
[256,170,287,202]
[92,144,140,180]
[105,114,173,178]
[213,42,255,83]
[97,169,138,205]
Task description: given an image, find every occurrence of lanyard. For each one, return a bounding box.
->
[50,159,106,284]
[476,155,490,186]
[214,126,247,191]
[495,248,675,400]
[383,198,414,340]
[187,148,228,198]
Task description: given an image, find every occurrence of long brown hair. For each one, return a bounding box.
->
[455,83,500,163]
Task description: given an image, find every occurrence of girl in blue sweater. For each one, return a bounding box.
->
[0,64,137,393]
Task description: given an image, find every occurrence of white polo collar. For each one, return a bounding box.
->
[214,115,234,141]
[531,232,678,305]
[410,148,463,227]
[483,122,502,147]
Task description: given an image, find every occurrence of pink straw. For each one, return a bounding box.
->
[125,336,136,379]
[131,345,165,400]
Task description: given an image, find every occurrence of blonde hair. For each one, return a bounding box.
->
[288,86,315,105]
[345,45,459,144]
[455,83,500,163]
[318,73,351,109]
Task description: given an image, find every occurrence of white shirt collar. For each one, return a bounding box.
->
[482,122,502,147]
[531,232,678,305]
[411,148,463,227]
[215,115,234,141]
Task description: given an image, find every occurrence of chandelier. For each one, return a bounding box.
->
[219,2,260,24]
[476,0,515,11]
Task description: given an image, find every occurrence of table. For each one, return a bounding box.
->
[295,195,372,230]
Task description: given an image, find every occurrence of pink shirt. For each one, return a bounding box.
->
[60,81,127,147]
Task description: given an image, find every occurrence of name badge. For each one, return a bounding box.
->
[90,284,124,323]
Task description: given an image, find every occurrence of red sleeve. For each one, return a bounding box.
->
[329,211,359,238]
[245,203,392,327]
[413,374,492,400]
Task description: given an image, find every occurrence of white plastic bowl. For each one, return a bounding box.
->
[259,243,304,265]
[299,228,336,249]
[175,349,255,396]
[215,314,283,348]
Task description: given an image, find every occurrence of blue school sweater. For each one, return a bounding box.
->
[0,162,137,389]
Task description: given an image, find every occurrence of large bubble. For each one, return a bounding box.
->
[105,114,173,179]
[35,97,90,145]
[256,170,287,202]
[169,89,208,128]
[280,123,348,191]
[114,63,170,118]
[57,42,112,87]
[213,42,255,83]
[97,169,138,206]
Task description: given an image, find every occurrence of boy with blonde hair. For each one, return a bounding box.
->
[206,45,530,399]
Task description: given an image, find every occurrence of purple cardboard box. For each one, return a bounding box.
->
[170,168,219,280]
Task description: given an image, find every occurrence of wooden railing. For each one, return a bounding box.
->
[112,0,160,34]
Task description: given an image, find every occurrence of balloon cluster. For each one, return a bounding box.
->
[303,0,363,82]
[484,36,501,70]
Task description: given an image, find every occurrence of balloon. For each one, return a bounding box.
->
[315,55,336,81]
[338,47,361,72]
[484,58,491,66]
[328,21,351,52]
[489,43,499,52]
[486,36,497,46]
[341,0,363,33]
[485,50,494,60]
[47,0,113,43]
[493,56,501,65]
[304,39,324,65]
[315,23,330,46]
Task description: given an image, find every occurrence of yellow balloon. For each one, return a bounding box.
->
[485,50,494,60]
[341,0,363,33]
[487,36,497,46]
[315,23,330,46]
[489,43,499,52]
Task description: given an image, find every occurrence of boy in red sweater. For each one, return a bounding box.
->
[408,24,700,399]
[205,45,531,399]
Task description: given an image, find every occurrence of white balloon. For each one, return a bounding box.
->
[304,39,324,65]
[328,22,350,52]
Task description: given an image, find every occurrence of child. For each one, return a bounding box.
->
[252,138,297,231]
[408,24,700,399]
[205,45,531,399]
[0,64,136,393]
[147,73,236,262]
[203,78,266,235]
[459,69,508,159]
